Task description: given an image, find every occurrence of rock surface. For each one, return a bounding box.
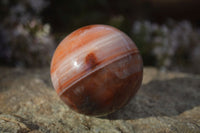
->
[0,67,200,133]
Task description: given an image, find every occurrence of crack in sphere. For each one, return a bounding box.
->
[50,24,143,116]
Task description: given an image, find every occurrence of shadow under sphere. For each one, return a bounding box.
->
[102,77,200,120]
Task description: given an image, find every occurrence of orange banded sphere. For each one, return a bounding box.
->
[50,25,143,116]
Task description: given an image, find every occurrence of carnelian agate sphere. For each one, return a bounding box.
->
[50,25,143,116]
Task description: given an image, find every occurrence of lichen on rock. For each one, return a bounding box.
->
[0,67,199,132]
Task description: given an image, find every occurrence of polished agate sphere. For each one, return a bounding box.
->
[50,25,143,116]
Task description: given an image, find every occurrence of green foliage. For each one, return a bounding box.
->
[0,0,55,67]
[132,20,200,70]
[0,0,200,70]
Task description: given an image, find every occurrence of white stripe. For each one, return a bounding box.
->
[52,31,138,95]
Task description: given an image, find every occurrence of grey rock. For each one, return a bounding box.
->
[0,67,199,133]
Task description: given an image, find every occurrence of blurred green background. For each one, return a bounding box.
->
[0,0,200,73]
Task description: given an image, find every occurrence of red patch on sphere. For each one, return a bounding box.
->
[85,53,98,69]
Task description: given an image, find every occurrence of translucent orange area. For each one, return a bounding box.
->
[56,49,138,95]
[51,25,115,73]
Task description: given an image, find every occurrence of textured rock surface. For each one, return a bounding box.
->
[0,67,200,133]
